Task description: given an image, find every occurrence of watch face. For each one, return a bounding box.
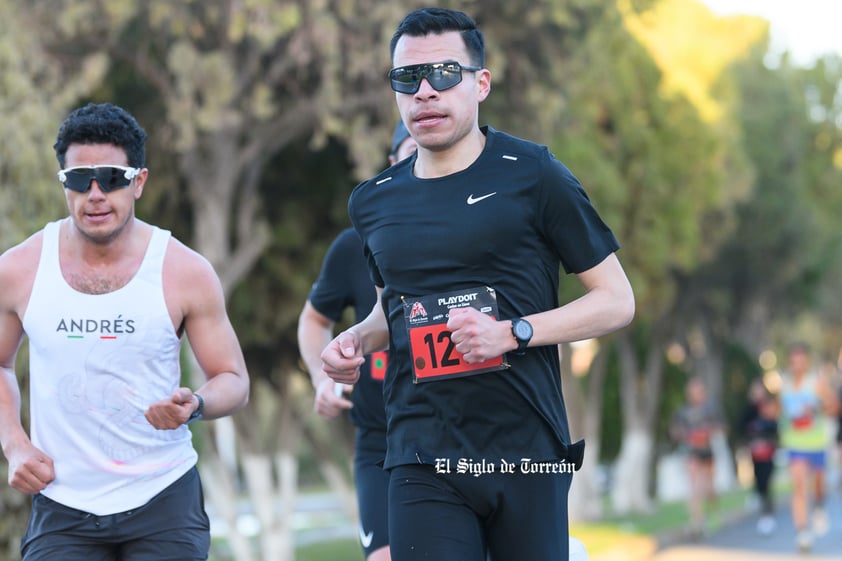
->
[514,319,532,340]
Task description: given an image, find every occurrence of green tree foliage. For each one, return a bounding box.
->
[548,0,768,513]
[553,0,753,397]
[623,0,769,124]
[687,52,842,356]
[0,2,111,554]
[475,0,627,141]
[0,0,107,248]
[588,0,763,313]
[796,55,842,346]
[733,60,818,304]
[228,137,358,378]
[27,0,414,295]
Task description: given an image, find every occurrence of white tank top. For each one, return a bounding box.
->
[23,220,197,515]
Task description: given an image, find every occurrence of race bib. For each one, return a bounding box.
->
[403,286,506,383]
[792,414,813,430]
[750,440,776,462]
[687,428,711,449]
[370,351,388,381]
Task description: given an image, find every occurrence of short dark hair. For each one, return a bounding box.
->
[54,102,147,168]
[390,8,485,68]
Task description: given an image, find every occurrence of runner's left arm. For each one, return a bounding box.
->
[145,244,249,429]
[448,253,633,364]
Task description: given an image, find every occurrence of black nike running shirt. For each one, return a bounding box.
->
[350,126,619,469]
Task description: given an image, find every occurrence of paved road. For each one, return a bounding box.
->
[651,495,842,560]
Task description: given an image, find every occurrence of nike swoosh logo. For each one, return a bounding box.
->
[467,192,497,205]
[359,524,374,549]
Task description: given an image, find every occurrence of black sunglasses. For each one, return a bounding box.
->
[389,61,482,94]
[57,165,141,193]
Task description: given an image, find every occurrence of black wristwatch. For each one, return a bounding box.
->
[187,393,204,424]
[510,318,533,355]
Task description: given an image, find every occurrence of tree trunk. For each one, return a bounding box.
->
[299,419,358,523]
[564,342,609,522]
[273,403,301,561]
[184,130,271,295]
[274,447,298,561]
[200,454,256,561]
[732,297,773,359]
[611,427,655,514]
[240,450,297,561]
[611,329,665,514]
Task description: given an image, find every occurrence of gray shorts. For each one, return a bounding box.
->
[21,466,210,561]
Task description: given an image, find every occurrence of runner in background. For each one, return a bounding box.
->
[740,378,779,535]
[670,376,725,538]
[778,342,839,552]
[297,122,416,561]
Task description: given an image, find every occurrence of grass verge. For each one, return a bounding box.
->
[296,538,364,561]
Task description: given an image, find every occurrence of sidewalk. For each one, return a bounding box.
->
[652,493,842,560]
[603,482,842,561]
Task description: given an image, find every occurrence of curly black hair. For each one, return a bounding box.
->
[54,102,147,168]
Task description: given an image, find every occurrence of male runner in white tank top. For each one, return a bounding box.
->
[0,102,250,560]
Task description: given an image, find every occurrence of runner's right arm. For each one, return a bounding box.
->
[321,287,389,385]
[298,300,353,418]
[0,238,56,494]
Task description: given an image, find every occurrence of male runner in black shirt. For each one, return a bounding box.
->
[298,122,416,561]
[321,8,635,561]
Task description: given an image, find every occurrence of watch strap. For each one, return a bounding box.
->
[511,318,532,354]
[187,393,204,424]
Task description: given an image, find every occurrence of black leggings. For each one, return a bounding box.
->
[753,460,775,514]
[388,463,572,561]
